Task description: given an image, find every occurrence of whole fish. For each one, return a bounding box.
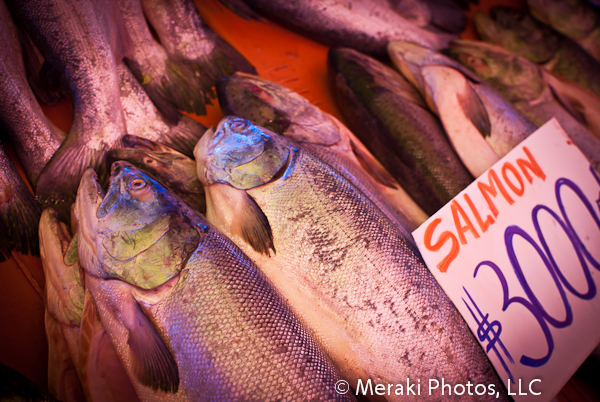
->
[195,116,506,402]
[217,72,428,235]
[107,135,206,213]
[328,47,474,215]
[473,7,600,98]
[447,39,600,172]
[140,0,256,99]
[117,0,206,120]
[117,63,206,157]
[213,0,457,55]
[39,208,86,402]
[73,162,352,401]
[0,141,41,260]
[7,0,127,222]
[388,41,537,177]
[0,0,65,187]
[527,0,600,62]
[40,208,142,402]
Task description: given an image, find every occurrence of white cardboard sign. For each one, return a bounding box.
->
[413,119,600,401]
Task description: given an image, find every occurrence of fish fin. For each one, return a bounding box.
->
[64,233,79,267]
[233,192,275,256]
[348,136,398,189]
[0,167,41,258]
[544,70,590,125]
[215,0,264,21]
[458,82,491,138]
[36,134,121,223]
[161,115,207,158]
[127,300,179,393]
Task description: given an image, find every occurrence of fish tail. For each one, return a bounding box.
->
[35,135,121,223]
[0,178,41,258]
[184,36,257,99]
[163,115,206,157]
[163,57,208,116]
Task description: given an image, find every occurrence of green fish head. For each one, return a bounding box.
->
[74,164,200,290]
[217,72,340,146]
[475,7,559,64]
[448,40,546,102]
[107,136,200,196]
[195,117,296,190]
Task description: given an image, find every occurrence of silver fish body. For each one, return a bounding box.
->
[0,0,64,186]
[140,0,256,99]
[217,72,428,235]
[7,0,127,222]
[117,63,206,157]
[448,40,600,172]
[213,0,457,55]
[74,163,352,401]
[195,116,506,402]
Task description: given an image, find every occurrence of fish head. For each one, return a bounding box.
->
[527,0,595,39]
[217,72,340,146]
[387,41,481,91]
[39,208,84,327]
[448,40,546,101]
[474,8,559,64]
[328,47,425,106]
[74,164,200,290]
[107,136,200,196]
[195,117,296,190]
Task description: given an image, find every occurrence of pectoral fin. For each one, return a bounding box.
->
[234,192,275,256]
[544,70,589,124]
[125,300,179,393]
[459,81,491,138]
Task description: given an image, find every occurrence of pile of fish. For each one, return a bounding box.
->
[2,0,600,400]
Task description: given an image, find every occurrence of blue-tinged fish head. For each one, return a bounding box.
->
[474,7,559,64]
[217,72,339,146]
[195,116,297,190]
[74,164,200,289]
[447,39,546,102]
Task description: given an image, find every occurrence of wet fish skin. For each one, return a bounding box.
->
[195,116,506,402]
[527,0,600,62]
[6,0,126,223]
[214,0,457,55]
[328,47,474,215]
[39,208,86,402]
[474,7,600,98]
[117,63,206,157]
[0,0,65,187]
[447,39,600,172]
[140,0,257,100]
[117,0,206,119]
[217,72,428,234]
[388,41,537,175]
[107,135,206,213]
[0,141,41,260]
[74,163,353,401]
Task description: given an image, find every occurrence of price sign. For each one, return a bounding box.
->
[413,119,600,402]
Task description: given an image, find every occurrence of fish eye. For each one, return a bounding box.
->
[129,178,147,191]
[251,85,265,96]
[230,120,247,132]
[143,156,157,166]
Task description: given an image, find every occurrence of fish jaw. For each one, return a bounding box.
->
[75,163,199,289]
[195,117,295,190]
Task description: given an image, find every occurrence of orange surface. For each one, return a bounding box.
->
[0,0,593,400]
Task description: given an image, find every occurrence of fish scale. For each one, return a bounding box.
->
[76,164,351,401]
[197,118,506,402]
